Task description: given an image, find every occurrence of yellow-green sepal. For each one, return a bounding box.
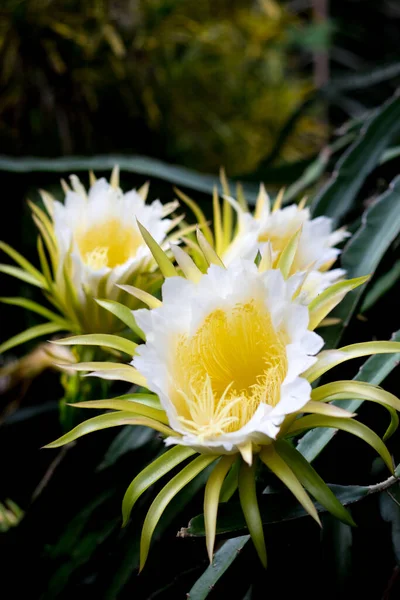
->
[303,341,400,382]
[0,240,47,287]
[308,276,369,331]
[311,380,400,440]
[204,455,236,562]
[0,296,73,330]
[276,227,302,279]
[0,322,65,354]
[71,397,168,423]
[174,187,214,245]
[62,361,147,386]
[260,445,321,526]
[238,458,267,568]
[137,221,178,278]
[122,445,196,526]
[95,299,145,339]
[196,229,225,268]
[140,454,217,571]
[43,411,175,449]
[54,333,138,356]
[287,415,394,474]
[275,440,356,527]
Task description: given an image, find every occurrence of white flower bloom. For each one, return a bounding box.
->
[222,202,349,303]
[133,260,323,454]
[53,174,176,302]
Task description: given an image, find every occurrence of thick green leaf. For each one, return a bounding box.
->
[297,329,400,462]
[379,485,400,564]
[320,517,353,592]
[0,321,64,354]
[338,176,400,337]
[361,260,400,313]
[43,492,117,599]
[312,95,400,224]
[122,445,196,525]
[0,154,259,201]
[97,426,156,471]
[187,536,250,600]
[321,176,400,349]
[325,61,400,93]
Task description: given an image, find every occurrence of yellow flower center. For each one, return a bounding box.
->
[76,219,142,269]
[172,301,288,439]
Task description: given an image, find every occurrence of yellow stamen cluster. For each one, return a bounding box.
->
[76,219,143,269]
[172,301,288,438]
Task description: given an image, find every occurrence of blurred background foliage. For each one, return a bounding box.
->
[2,1,400,599]
[0,0,325,173]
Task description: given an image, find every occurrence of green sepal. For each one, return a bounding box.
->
[54,333,138,356]
[238,458,267,568]
[260,445,320,525]
[139,454,217,571]
[204,455,236,562]
[43,411,175,449]
[275,440,356,526]
[0,322,64,354]
[122,445,196,526]
[95,299,145,339]
[288,415,394,474]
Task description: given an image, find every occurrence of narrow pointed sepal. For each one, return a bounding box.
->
[275,440,356,527]
[204,455,236,562]
[260,445,321,526]
[238,441,253,465]
[174,187,214,245]
[137,220,178,278]
[170,244,203,283]
[308,276,370,331]
[117,284,162,309]
[95,298,145,339]
[53,333,138,356]
[238,458,267,568]
[43,411,175,449]
[277,227,302,279]
[122,446,196,526]
[139,454,217,571]
[303,340,400,383]
[287,415,394,474]
[196,229,225,268]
